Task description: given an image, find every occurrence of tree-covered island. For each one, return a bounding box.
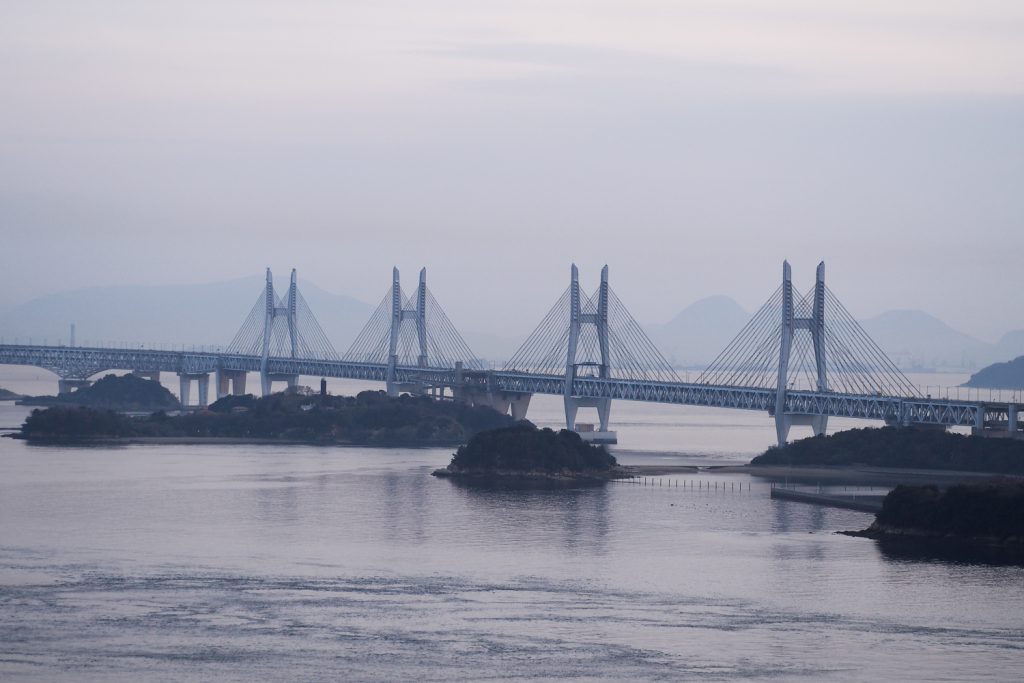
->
[432,422,625,484]
[846,479,1024,550]
[18,373,180,412]
[752,426,1024,475]
[14,390,514,445]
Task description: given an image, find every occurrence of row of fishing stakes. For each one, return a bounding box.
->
[620,478,752,491]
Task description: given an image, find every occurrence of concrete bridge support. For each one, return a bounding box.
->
[57,378,92,395]
[1010,405,1019,435]
[564,396,611,433]
[775,261,828,446]
[456,385,533,421]
[178,372,210,408]
[262,373,298,396]
[216,369,248,399]
[774,413,828,445]
[451,362,533,419]
[132,370,160,382]
[510,394,531,421]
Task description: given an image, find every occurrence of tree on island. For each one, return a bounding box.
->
[22,405,135,440]
[19,373,180,412]
[438,422,618,476]
[752,426,1024,475]
[15,389,515,445]
[853,479,1024,543]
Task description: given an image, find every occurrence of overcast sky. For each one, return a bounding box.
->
[1,1,1022,340]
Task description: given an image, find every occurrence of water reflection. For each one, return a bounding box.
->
[444,481,611,556]
[875,537,1024,568]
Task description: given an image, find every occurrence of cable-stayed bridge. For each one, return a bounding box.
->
[0,263,1019,445]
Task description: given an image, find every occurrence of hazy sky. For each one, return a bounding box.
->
[1,1,1022,340]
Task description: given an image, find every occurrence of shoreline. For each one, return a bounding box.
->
[431,464,631,485]
[710,464,1017,484]
[840,525,1024,552]
[8,434,463,448]
[6,434,1020,484]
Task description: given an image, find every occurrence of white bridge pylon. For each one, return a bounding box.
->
[504,263,681,441]
[0,261,1019,438]
[699,260,921,445]
[227,267,339,397]
[775,260,829,444]
[342,266,483,396]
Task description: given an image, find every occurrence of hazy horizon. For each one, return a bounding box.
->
[2,1,1021,341]
[2,268,1021,348]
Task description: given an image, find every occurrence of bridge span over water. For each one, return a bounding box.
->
[1,262,1020,446]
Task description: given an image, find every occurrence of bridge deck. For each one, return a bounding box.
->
[0,344,1018,430]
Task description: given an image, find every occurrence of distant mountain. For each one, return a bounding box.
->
[0,276,374,352]
[2,279,1016,375]
[646,296,751,368]
[646,302,1014,373]
[859,310,991,371]
[963,356,1024,389]
[993,330,1024,365]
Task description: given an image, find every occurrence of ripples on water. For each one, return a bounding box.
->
[1,396,1023,681]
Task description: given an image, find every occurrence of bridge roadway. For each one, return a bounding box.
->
[1,343,1019,432]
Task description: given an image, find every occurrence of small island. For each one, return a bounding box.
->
[751,426,1024,475]
[845,479,1024,550]
[13,390,514,446]
[18,373,180,412]
[432,422,625,485]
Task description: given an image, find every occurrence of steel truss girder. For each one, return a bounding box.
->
[0,344,1016,430]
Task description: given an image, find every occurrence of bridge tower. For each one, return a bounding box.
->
[225,267,338,398]
[386,267,428,396]
[343,265,482,397]
[774,261,828,444]
[504,263,678,443]
[260,267,300,395]
[564,264,612,436]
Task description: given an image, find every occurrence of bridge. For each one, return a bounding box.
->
[0,263,1019,445]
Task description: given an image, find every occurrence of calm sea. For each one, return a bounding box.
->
[1,372,1022,681]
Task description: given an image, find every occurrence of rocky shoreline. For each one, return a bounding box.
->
[840,523,1024,551]
[6,433,466,448]
[431,464,631,484]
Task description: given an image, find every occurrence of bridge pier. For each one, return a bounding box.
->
[216,369,248,398]
[455,385,533,420]
[973,404,985,433]
[178,372,210,408]
[1011,405,1019,434]
[775,413,827,446]
[132,370,160,382]
[564,396,611,433]
[261,373,298,396]
[57,378,92,395]
[510,393,531,421]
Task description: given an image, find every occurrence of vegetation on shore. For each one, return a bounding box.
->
[963,355,1024,389]
[850,480,1024,546]
[752,427,1024,475]
[433,422,620,481]
[0,387,25,400]
[18,373,180,412]
[16,390,514,445]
